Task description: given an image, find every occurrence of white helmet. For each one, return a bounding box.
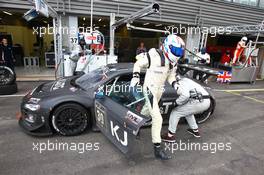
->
[241,36,248,42]
[162,34,185,64]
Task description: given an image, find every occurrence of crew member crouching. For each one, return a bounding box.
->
[161,77,211,142]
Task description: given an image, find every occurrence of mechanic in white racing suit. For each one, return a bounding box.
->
[130,34,185,160]
[161,77,211,142]
[193,48,210,65]
[70,38,94,75]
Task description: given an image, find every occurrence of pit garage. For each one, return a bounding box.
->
[0,0,264,174]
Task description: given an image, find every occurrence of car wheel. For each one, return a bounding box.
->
[195,97,215,124]
[51,103,89,136]
[0,83,18,95]
[0,66,16,85]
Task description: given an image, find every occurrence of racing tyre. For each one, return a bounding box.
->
[52,103,90,136]
[194,97,216,124]
[0,66,16,85]
[0,83,18,95]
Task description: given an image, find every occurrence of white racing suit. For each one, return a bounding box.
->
[132,48,177,143]
[70,45,94,74]
[194,52,210,64]
[168,78,211,133]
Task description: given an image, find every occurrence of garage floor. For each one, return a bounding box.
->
[0,81,264,175]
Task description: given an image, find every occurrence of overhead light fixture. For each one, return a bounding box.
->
[155,24,162,27]
[23,8,38,22]
[43,21,48,24]
[3,11,12,16]
[98,18,102,22]
[143,22,149,26]
[83,17,86,21]
[103,25,106,27]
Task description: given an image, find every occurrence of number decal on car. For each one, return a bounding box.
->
[95,102,106,128]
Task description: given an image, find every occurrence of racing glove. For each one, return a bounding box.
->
[172,101,179,108]
[130,72,140,87]
[172,80,180,92]
[172,82,180,108]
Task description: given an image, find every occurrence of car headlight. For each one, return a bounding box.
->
[24,103,40,111]
[28,97,41,104]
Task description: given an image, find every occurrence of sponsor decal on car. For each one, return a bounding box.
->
[51,79,66,91]
[110,121,128,146]
[125,111,143,126]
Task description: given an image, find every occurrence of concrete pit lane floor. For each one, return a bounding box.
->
[0,81,264,175]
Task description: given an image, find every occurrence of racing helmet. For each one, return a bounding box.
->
[162,34,185,64]
[241,36,248,42]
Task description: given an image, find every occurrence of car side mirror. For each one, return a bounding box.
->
[95,91,104,99]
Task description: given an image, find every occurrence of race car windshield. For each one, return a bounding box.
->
[75,66,110,89]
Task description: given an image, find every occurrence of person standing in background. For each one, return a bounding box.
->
[232,36,247,65]
[0,38,16,71]
[194,48,210,65]
[136,41,147,55]
[220,50,231,65]
[193,48,210,81]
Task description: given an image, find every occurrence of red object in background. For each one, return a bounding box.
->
[207,46,236,58]
[90,44,104,54]
[220,53,231,64]
[86,36,97,41]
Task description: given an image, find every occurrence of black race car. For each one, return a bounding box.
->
[18,63,216,153]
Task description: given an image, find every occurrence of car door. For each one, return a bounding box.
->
[159,82,178,117]
[94,75,150,154]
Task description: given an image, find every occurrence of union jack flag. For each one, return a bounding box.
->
[217,71,232,83]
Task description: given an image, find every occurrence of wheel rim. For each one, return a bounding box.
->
[55,108,87,134]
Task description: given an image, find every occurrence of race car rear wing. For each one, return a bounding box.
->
[177,64,219,83]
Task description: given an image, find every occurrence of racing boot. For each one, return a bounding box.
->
[154,144,171,160]
[161,132,176,143]
[187,128,201,138]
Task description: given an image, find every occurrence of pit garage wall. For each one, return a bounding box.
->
[1,0,264,26]
[0,25,36,56]
[3,0,264,54]
[2,0,264,78]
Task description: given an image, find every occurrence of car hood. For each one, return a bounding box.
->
[41,78,71,92]
[31,77,79,96]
